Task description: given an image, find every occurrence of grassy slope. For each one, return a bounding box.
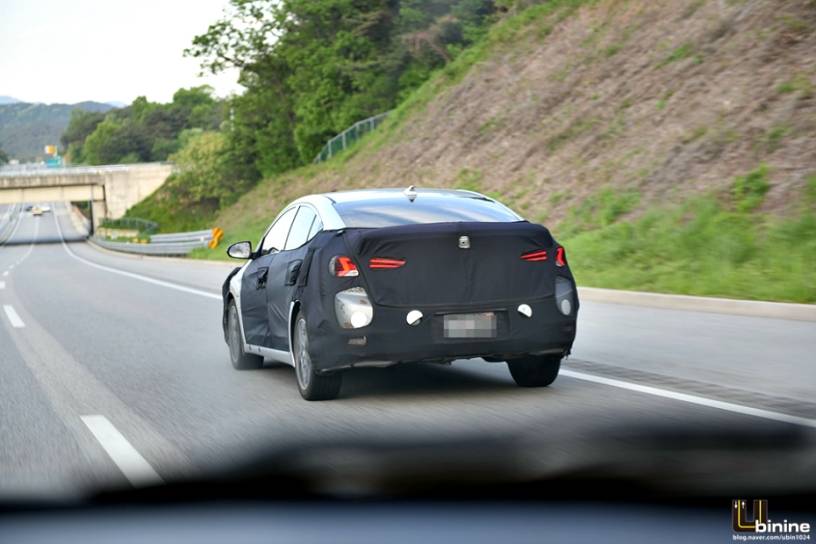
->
[564,177,816,302]
[182,0,814,302]
[126,185,217,234]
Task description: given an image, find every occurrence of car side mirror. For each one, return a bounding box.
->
[227,241,253,260]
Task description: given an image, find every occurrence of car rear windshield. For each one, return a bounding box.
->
[334,196,521,228]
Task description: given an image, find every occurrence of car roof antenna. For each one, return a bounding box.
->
[403,185,417,202]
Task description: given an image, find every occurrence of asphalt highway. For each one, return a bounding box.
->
[1,203,815,497]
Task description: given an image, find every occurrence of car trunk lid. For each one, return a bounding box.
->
[343,221,559,308]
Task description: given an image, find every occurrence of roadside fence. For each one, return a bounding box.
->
[313,111,391,163]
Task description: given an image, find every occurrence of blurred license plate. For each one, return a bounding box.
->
[443,312,497,339]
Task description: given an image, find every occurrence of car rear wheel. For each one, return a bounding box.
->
[507,355,561,387]
[228,301,263,370]
[293,311,342,401]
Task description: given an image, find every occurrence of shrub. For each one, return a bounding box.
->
[732,164,770,212]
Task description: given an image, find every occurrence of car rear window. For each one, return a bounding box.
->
[334,196,521,228]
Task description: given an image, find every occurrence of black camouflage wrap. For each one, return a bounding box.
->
[286,222,578,373]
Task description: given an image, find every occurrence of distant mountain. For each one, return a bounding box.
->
[105,100,127,108]
[0,96,21,105]
[0,101,116,160]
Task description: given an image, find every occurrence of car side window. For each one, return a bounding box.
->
[283,206,318,251]
[261,207,297,254]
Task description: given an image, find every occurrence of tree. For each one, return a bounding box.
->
[61,109,106,163]
[61,89,227,165]
[0,147,8,165]
[113,0,500,230]
[172,86,218,127]
[187,0,496,168]
[82,116,150,165]
[166,130,255,207]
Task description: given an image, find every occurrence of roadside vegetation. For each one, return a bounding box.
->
[192,163,816,303]
[61,87,226,165]
[60,0,500,233]
[64,0,816,303]
[565,169,816,303]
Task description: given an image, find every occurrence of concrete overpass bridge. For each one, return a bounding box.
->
[0,163,173,232]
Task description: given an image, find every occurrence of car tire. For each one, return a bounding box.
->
[227,300,263,370]
[507,354,561,387]
[293,310,342,401]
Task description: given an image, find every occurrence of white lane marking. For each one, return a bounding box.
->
[1,271,7,277]
[15,219,39,263]
[3,305,25,328]
[0,281,5,289]
[0,207,39,269]
[53,209,220,301]
[561,369,816,430]
[0,206,23,245]
[80,415,164,487]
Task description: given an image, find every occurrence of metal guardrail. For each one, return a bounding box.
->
[314,111,391,163]
[150,229,212,243]
[92,227,223,256]
[91,237,210,256]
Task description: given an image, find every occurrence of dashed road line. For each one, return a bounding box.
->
[0,281,5,289]
[53,210,221,301]
[80,415,163,487]
[3,304,25,328]
[561,369,816,430]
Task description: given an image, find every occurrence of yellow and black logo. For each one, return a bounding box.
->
[732,499,811,535]
[732,499,767,532]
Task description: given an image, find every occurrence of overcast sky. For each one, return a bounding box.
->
[0,0,242,104]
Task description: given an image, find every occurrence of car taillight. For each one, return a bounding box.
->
[521,249,548,262]
[330,255,359,277]
[369,257,406,269]
[555,246,567,267]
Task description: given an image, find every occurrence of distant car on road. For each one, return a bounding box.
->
[222,188,578,400]
[40,205,52,213]
[31,206,43,216]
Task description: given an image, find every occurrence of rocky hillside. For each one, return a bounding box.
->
[204,0,815,301]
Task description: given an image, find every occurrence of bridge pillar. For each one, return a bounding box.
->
[88,200,107,236]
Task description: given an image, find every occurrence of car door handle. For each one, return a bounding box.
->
[285,260,303,286]
[256,267,269,289]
